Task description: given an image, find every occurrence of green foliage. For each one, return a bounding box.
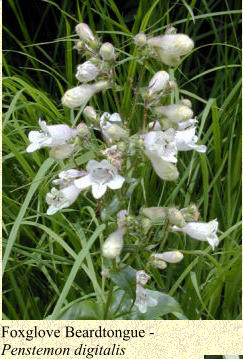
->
[3,0,241,319]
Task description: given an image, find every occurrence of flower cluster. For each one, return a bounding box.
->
[26,23,220,314]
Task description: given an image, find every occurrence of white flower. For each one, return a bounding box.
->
[75,60,100,83]
[136,270,151,286]
[46,184,81,215]
[100,42,116,61]
[134,285,158,313]
[175,127,207,153]
[26,119,78,153]
[75,23,95,42]
[61,81,110,109]
[74,159,125,199]
[144,130,178,163]
[102,227,126,258]
[148,34,194,67]
[151,251,184,264]
[177,118,198,130]
[149,118,198,131]
[140,206,167,221]
[52,169,86,188]
[153,104,194,123]
[49,144,76,160]
[172,219,219,250]
[100,112,127,143]
[147,153,179,181]
[147,71,170,96]
[101,145,123,169]
[83,106,98,121]
[117,209,128,228]
[134,32,147,47]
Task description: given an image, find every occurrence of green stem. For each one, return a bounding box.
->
[103,282,114,319]
[142,100,148,132]
[128,61,146,127]
[112,67,122,116]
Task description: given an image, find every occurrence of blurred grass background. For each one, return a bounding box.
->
[2,0,242,319]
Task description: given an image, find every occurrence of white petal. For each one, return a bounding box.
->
[74,175,92,190]
[207,234,219,250]
[86,160,100,172]
[92,184,107,199]
[147,296,158,307]
[109,113,122,123]
[28,130,44,142]
[47,205,59,215]
[107,175,125,189]
[26,143,42,152]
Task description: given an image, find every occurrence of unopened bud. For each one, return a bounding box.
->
[153,104,193,123]
[75,23,95,42]
[140,207,167,221]
[165,26,177,35]
[49,144,75,160]
[141,217,152,234]
[117,209,128,228]
[106,124,128,141]
[168,208,186,227]
[181,204,200,222]
[100,42,116,61]
[136,270,150,286]
[150,256,167,269]
[180,98,192,108]
[75,60,100,83]
[102,227,126,259]
[134,33,147,47]
[147,71,170,96]
[151,251,184,264]
[77,123,90,137]
[83,106,98,121]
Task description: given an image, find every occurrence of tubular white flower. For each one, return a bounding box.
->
[46,184,81,215]
[172,219,219,250]
[134,285,158,313]
[102,227,126,258]
[26,119,78,153]
[147,71,170,96]
[153,104,194,123]
[156,50,181,67]
[136,270,151,286]
[148,34,194,56]
[144,130,178,163]
[75,23,95,42]
[168,208,186,227]
[100,112,127,143]
[83,106,97,121]
[117,209,128,228]
[177,118,198,130]
[61,81,110,109]
[52,169,86,188]
[75,60,100,83]
[134,32,147,47]
[151,251,184,264]
[175,127,207,153]
[100,42,116,61]
[74,159,125,199]
[49,144,76,160]
[140,207,167,221]
[147,153,179,181]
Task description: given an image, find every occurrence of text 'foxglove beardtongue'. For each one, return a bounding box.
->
[75,60,100,83]
[153,104,194,123]
[26,119,78,153]
[61,81,110,109]
[172,219,219,250]
[100,42,116,61]
[75,23,95,42]
[102,227,126,259]
[74,159,125,199]
[144,130,178,163]
[46,185,81,215]
[134,285,158,313]
[151,251,184,264]
[175,127,207,153]
[136,270,151,286]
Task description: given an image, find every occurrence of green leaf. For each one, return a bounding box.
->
[54,300,103,320]
[110,264,136,300]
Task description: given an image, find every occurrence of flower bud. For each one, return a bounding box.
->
[168,208,186,227]
[117,209,128,228]
[76,123,90,137]
[181,204,200,222]
[75,23,95,42]
[147,154,179,181]
[49,144,75,160]
[102,227,126,259]
[75,60,100,83]
[180,98,192,108]
[83,106,98,121]
[106,124,128,141]
[100,42,116,61]
[73,40,84,52]
[140,207,167,221]
[136,270,150,286]
[62,81,110,109]
[165,26,177,35]
[147,71,170,96]
[153,104,193,123]
[150,256,167,269]
[134,32,147,47]
[148,34,194,56]
[141,217,152,234]
[151,251,184,264]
